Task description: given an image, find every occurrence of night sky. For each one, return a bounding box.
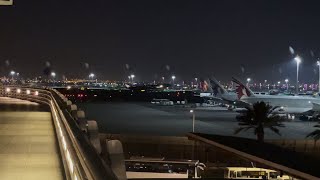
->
[1,0,320,83]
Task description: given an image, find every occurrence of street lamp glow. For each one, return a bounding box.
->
[130,74,135,78]
[51,72,56,77]
[26,89,30,94]
[16,89,21,93]
[294,56,301,64]
[285,79,289,91]
[247,78,251,82]
[190,110,194,113]
[89,73,95,79]
[172,75,176,80]
[10,71,15,75]
[277,81,281,84]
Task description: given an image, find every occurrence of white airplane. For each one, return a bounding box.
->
[231,77,320,114]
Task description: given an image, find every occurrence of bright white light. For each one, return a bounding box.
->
[247,78,251,82]
[190,110,194,113]
[51,72,56,77]
[10,71,15,75]
[89,73,95,78]
[172,75,176,80]
[35,91,39,96]
[130,74,135,78]
[67,86,71,90]
[294,56,301,64]
[285,79,289,83]
[278,81,281,84]
[6,88,10,92]
[195,78,198,81]
[26,89,30,94]
[16,89,21,93]
[317,61,320,66]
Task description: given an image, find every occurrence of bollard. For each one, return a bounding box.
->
[106,140,127,180]
[87,120,102,154]
[70,104,78,117]
[66,100,72,106]
[76,110,87,132]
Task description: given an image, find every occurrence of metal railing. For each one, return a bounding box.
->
[0,86,118,180]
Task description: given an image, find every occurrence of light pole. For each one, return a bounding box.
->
[10,70,15,81]
[285,79,289,91]
[246,78,251,87]
[130,74,135,83]
[89,73,95,83]
[294,56,301,95]
[190,109,195,133]
[195,78,198,89]
[51,72,56,85]
[172,75,176,87]
[317,60,320,93]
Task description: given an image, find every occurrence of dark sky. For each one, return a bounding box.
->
[1,0,320,83]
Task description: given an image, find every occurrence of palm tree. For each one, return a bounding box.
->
[306,124,320,141]
[234,101,285,142]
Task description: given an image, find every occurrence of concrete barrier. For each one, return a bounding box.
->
[106,140,127,180]
[87,120,102,154]
[76,110,88,132]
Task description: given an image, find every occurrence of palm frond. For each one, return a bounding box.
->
[306,130,320,140]
[269,126,281,136]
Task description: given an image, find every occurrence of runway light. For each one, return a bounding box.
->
[26,89,30,94]
[16,89,21,93]
[6,88,10,92]
[35,91,39,96]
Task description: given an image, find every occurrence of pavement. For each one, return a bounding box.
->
[78,102,319,140]
[0,97,64,180]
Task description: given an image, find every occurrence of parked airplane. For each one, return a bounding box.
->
[231,77,320,114]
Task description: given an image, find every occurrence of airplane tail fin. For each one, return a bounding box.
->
[208,77,228,97]
[231,77,255,99]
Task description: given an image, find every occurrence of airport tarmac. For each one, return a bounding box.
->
[78,102,318,140]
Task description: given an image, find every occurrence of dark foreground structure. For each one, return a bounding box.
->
[188,133,320,179]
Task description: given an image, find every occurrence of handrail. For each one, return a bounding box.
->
[0,86,118,180]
